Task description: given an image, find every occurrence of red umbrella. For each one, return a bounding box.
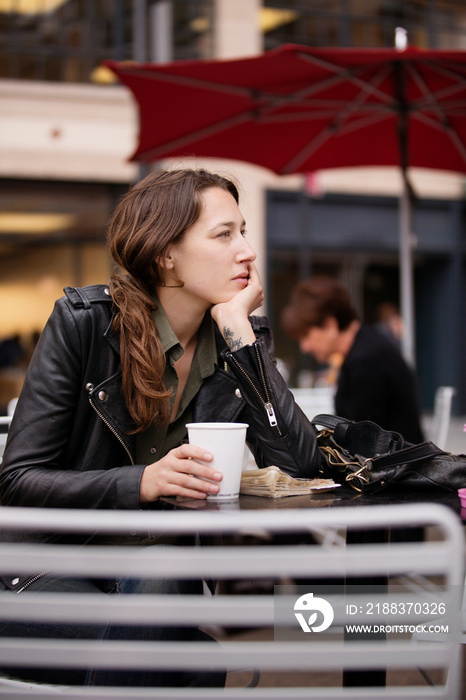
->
[105,44,466,363]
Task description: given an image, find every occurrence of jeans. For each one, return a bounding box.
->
[0,571,225,688]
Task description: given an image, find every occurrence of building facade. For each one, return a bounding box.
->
[0,0,465,413]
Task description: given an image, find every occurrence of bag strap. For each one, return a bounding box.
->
[370,441,447,468]
[312,414,448,466]
[313,414,405,455]
[312,414,350,431]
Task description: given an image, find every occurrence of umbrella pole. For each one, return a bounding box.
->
[399,176,416,366]
[395,53,416,367]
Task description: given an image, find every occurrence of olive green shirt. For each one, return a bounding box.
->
[135,297,218,465]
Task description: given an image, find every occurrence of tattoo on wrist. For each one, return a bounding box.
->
[224,327,244,351]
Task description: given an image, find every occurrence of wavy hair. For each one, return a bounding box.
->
[107,168,239,432]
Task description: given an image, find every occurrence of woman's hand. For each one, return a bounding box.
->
[211,263,264,350]
[139,444,223,503]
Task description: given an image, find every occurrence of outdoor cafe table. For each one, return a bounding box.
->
[162,482,463,515]
[162,483,464,689]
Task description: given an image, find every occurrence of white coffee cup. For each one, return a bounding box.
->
[186,422,249,500]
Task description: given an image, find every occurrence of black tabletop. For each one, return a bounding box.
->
[162,483,463,517]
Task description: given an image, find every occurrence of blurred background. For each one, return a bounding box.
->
[1,0,465,421]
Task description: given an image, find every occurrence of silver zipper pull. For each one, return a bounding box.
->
[264,401,278,427]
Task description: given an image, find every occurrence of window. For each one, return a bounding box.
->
[262,0,466,50]
[0,0,214,82]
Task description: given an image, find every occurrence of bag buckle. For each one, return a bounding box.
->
[345,459,372,492]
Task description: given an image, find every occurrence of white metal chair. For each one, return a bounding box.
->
[7,398,18,417]
[290,387,335,421]
[429,386,456,450]
[0,503,463,699]
[0,415,11,464]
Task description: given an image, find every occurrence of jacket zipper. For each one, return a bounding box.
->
[228,345,281,436]
[15,530,100,594]
[89,398,134,465]
[16,572,46,594]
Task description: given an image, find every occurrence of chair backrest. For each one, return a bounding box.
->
[430,386,456,449]
[0,503,463,699]
[0,415,11,464]
[290,387,335,420]
[7,398,18,417]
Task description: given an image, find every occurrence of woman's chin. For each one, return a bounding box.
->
[211,292,240,306]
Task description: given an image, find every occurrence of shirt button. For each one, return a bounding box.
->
[150,447,157,455]
[235,388,242,398]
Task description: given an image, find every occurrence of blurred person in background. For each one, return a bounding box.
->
[281,276,424,444]
[374,301,403,350]
[0,334,27,414]
[0,334,26,369]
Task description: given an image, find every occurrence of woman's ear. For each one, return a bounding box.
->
[156,250,175,271]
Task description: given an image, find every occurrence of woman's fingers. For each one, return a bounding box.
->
[139,444,223,503]
[234,262,263,316]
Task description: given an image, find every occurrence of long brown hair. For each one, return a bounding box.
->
[107,168,239,432]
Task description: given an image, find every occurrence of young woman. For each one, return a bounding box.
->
[0,168,321,688]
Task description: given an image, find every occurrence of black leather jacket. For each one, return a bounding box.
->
[0,285,319,589]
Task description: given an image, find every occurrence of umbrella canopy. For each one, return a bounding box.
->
[105,43,466,174]
[105,44,466,363]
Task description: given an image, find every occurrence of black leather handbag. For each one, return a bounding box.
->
[312,414,466,494]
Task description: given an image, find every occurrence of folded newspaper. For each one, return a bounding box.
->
[239,465,339,498]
